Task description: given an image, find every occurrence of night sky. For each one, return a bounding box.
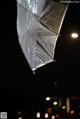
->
[0,0,80,108]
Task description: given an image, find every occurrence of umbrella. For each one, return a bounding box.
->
[17,0,68,72]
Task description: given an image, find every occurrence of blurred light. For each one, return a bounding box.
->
[71,96,76,99]
[18,117,22,119]
[53,101,57,105]
[52,115,55,119]
[71,33,78,38]
[70,110,74,114]
[55,114,59,118]
[17,111,22,115]
[47,107,52,114]
[62,106,66,109]
[46,97,50,101]
[36,112,40,118]
[58,98,62,107]
[33,71,35,74]
[78,112,80,115]
[55,81,57,85]
[45,113,49,118]
[66,97,70,113]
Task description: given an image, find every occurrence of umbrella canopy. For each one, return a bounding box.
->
[17,0,68,72]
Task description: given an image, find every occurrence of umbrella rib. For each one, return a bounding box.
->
[36,40,53,60]
[38,19,59,35]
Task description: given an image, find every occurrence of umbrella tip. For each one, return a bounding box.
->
[54,60,56,62]
[33,71,36,74]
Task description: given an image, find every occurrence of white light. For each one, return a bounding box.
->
[45,113,49,118]
[52,115,55,119]
[18,117,22,119]
[36,112,40,118]
[46,97,50,101]
[71,33,78,38]
[62,106,66,109]
[53,101,57,105]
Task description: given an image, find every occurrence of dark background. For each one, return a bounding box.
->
[0,0,80,112]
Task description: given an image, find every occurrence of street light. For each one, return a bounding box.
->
[18,117,22,119]
[53,101,57,105]
[71,33,79,38]
[62,106,66,109]
[36,112,40,118]
[45,113,49,118]
[52,115,55,119]
[46,97,50,101]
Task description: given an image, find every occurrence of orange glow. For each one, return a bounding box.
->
[70,110,74,114]
[47,107,52,114]
[66,97,70,113]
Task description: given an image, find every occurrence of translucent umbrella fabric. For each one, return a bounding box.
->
[17,0,68,71]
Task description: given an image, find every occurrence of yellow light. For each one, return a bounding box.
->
[52,115,55,119]
[53,101,57,105]
[36,112,40,118]
[66,97,70,113]
[45,113,48,118]
[71,33,78,38]
[46,97,50,101]
[17,111,22,115]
